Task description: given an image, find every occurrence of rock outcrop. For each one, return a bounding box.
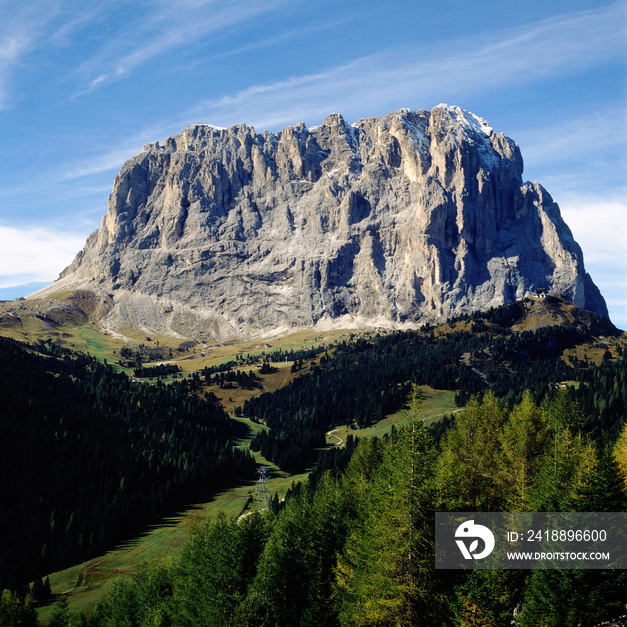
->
[35,104,608,341]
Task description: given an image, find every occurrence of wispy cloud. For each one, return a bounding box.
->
[0,0,291,105]
[0,225,86,287]
[512,104,627,196]
[179,1,626,131]
[8,1,623,187]
[46,2,115,47]
[0,4,41,110]
[62,146,145,180]
[25,2,623,220]
[515,105,627,167]
[69,0,290,97]
[0,0,111,109]
[170,16,353,73]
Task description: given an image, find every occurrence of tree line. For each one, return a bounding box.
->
[133,363,180,378]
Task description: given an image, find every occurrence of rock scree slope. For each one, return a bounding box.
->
[32,104,608,341]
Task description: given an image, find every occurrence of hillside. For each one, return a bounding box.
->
[19,363,627,627]
[1,295,625,623]
[239,296,623,470]
[0,336,256,592]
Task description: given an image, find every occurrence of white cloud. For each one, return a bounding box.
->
[0,226,86,288]
[558,195,627,328]
[559,196,626,264]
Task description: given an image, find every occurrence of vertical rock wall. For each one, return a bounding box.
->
[44,105,607,340]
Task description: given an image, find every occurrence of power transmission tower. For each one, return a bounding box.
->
[254,466,273,512]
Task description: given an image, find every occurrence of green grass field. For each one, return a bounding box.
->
[326,386,459,445]
[75,326,127,366]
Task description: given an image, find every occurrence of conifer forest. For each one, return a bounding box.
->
[1,299,626,626]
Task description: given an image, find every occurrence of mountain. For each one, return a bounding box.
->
[33,105,608,342]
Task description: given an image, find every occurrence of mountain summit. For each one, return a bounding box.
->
[36,105,607,341]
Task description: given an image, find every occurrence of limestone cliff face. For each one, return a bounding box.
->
[44,104,608,340]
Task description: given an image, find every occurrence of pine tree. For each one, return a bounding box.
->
[102,578,140,627]
[451,570,523,627]
[47,595,71,627]
[0,590,38,627]
[31,577,45,602]
[176,513,244,626]
[301,473,347,627]
[613,419,627,490]
[530,395,596,512]
[520,446,627,627]
[243,494,316,627]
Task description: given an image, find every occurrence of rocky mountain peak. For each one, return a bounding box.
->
[34,105,608,342]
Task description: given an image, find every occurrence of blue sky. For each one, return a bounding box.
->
[1,0,625,327]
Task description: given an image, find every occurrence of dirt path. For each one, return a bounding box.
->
[425,408,462,420]
[326,429,343,446]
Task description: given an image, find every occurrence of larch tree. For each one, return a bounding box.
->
[335,385,440,626]
[436,392,509,512]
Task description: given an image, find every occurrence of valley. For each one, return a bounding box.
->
[36,386,459,621]
[0,0,623,616]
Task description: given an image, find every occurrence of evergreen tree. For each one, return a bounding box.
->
[175,512,269,626]
[520,446,627,626]
[101,577,140,627]
[613,419,627,490]
[530,394,596,512]
[47,595,71,627]
[301,473,347,627]
[519,565,627,627]
[0,590,38,627]
[31,578,46,602]
[451,570,523,627]
[499,391,547,511]
[244,494,318,627]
